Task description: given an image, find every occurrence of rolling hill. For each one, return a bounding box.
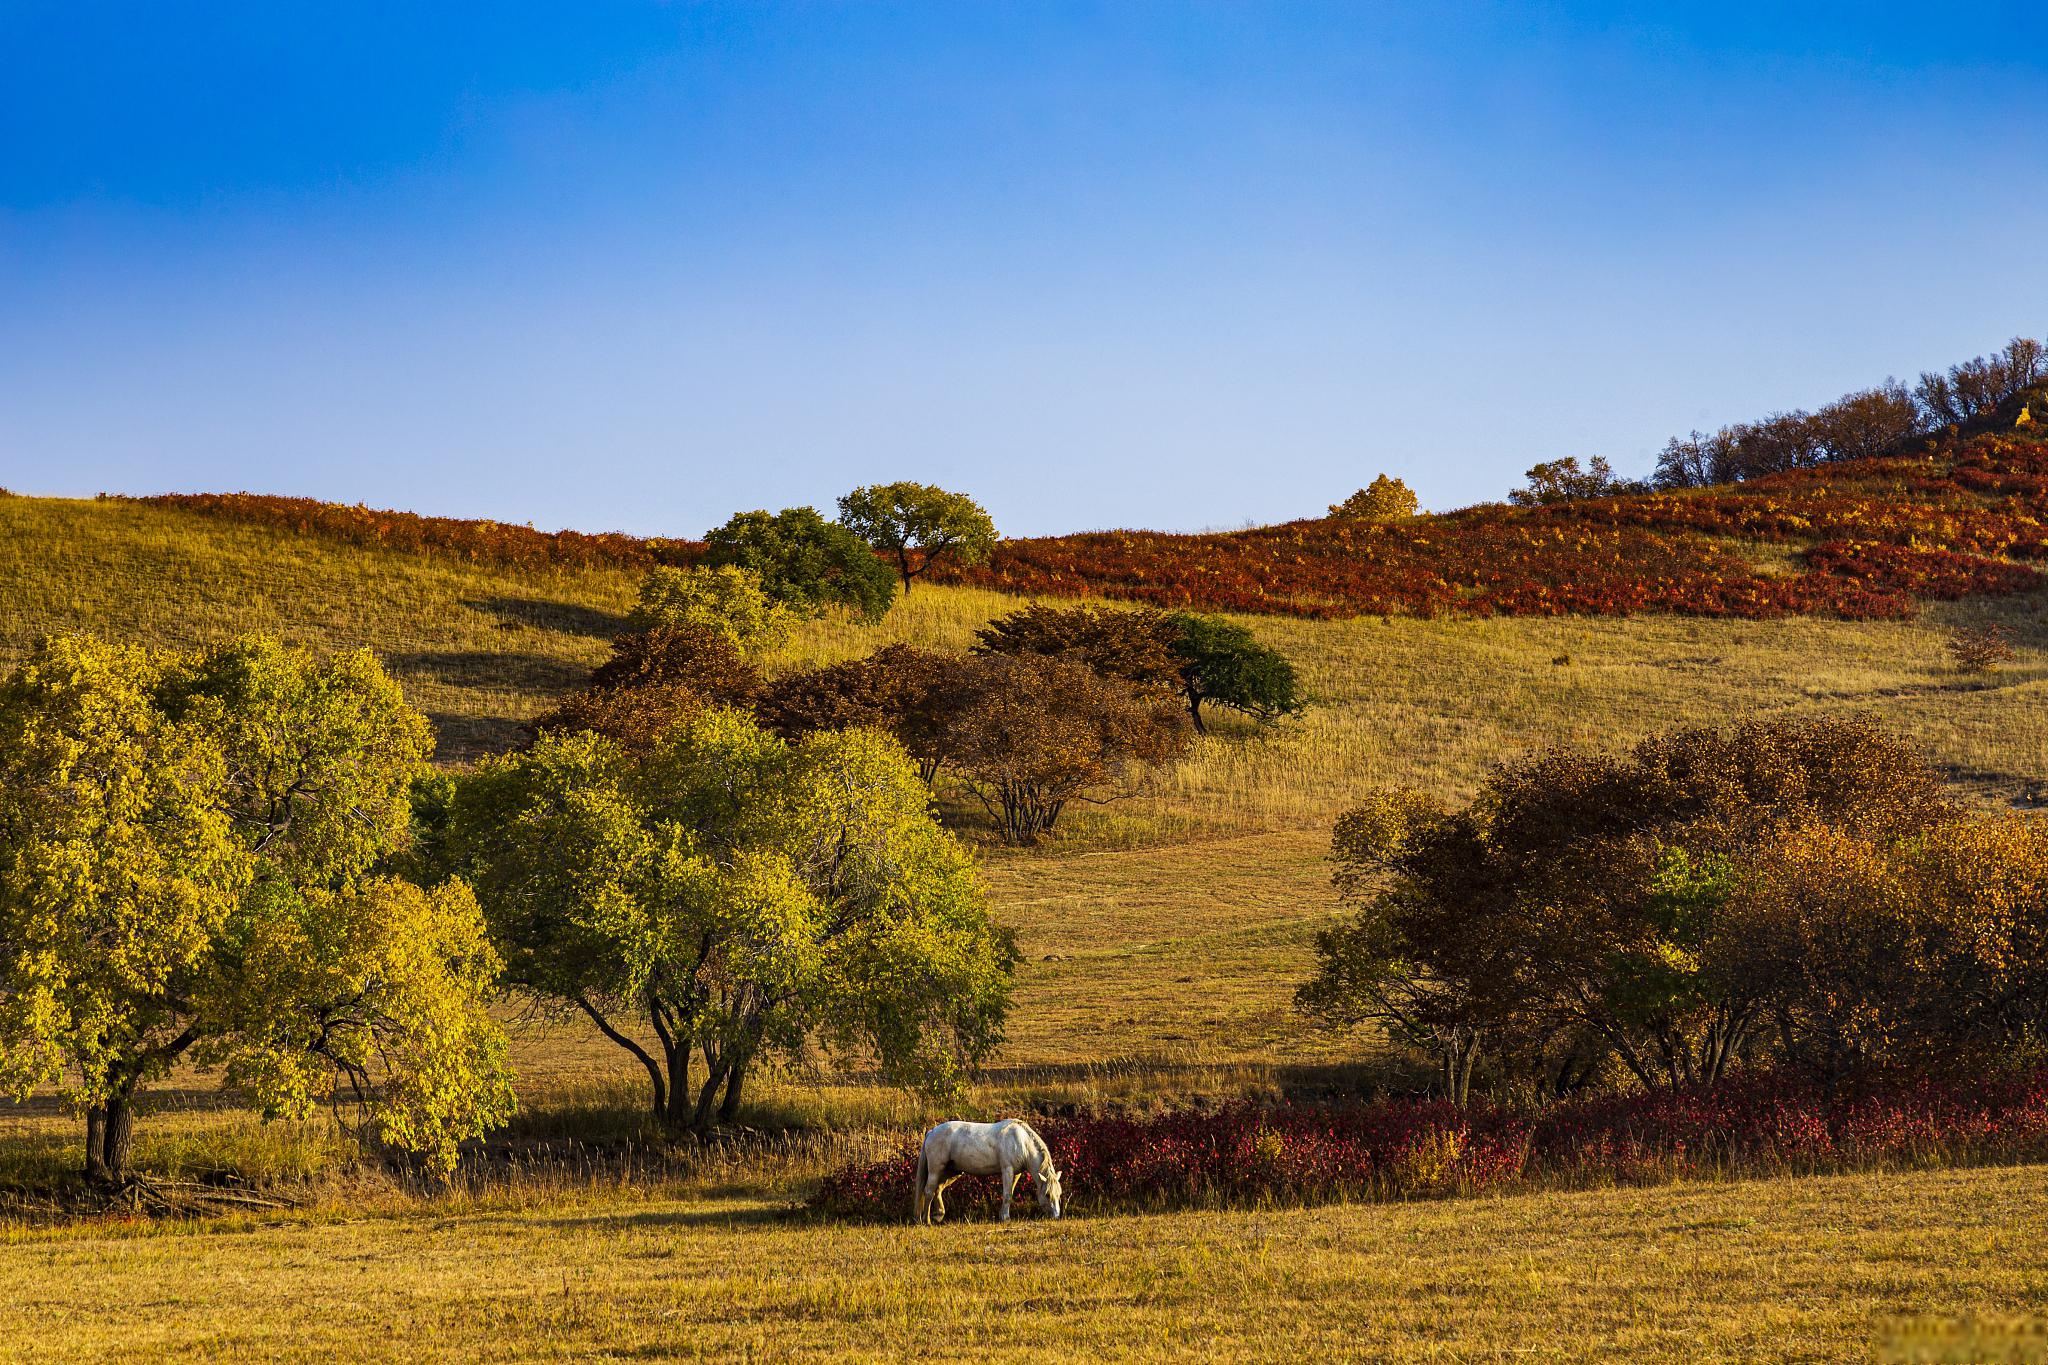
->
[5,467,2048,1082]
[5,430,2048,1362]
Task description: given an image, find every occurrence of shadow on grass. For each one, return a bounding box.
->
[464,596,627,641]
[387,649,591,693]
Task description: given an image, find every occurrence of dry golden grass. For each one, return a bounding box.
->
[6,494,2048,1357]
[0,496,639,762]
[0,1163,2041,1362]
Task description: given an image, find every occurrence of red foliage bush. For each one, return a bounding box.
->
[933,430,2048,621]
[809,1068,2048,1220]
[129,492,702,571]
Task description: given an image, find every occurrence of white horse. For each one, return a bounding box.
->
[912,1118,1064,1225]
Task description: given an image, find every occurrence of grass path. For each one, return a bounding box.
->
[3,1163,2042,1361]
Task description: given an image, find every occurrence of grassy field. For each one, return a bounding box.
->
[0,1163,2042,1361]
[4,493,2048,1358]
[8,493,2047,1079]
[8,493,2048,1079]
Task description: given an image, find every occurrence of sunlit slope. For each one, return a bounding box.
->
[0,495,639,762]
[5,491,2048,823]
[6,492,2048,1075]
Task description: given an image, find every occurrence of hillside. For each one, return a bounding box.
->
[937,425,2048,619]
[3,487,2047,1084]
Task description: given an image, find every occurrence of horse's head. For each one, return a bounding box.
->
[1037,1163,1064,1219]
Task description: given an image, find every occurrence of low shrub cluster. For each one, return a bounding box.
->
[809,1067,2048,1220]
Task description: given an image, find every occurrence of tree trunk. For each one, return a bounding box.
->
[1187,691,1207,734]
[84,1093,136,1184]
[1442,1030,1479,1108]
[690,1061,730,1135]
[717,1053,750,1125]
[661,1040,694,1131]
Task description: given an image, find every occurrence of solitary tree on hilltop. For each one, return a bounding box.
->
[1329,475,1418,521]
[837,483,998,593]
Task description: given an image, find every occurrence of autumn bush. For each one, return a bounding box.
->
[809,1066,2048,1220]
[972,602,1184,692]
[627,565,792,654]
[1947,624,2017,673]
[530,624,761,752]
[946,653,1192,843]
[756,644,972,783]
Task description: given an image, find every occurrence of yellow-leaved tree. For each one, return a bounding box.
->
[625,564,794,654]
[446,708,1016,1132]
[1328,474,1418,521]
[0,634,513,1183]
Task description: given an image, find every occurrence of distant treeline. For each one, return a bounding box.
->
[1653,336,2044,488]
[125,491,701,571]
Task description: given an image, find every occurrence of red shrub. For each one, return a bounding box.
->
[809,1068,2048,1220]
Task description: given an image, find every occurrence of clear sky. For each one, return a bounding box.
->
[3,3,2044,538]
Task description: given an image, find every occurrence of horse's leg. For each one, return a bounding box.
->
[999,1160,1015,1222]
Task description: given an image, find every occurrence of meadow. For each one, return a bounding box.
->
[1,1165,2043,1361]
[3,491,2048,1358]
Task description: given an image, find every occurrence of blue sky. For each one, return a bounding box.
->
[3,3,2044,538]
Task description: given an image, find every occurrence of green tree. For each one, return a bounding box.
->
[836,482,998,593]
[1164,613,1306,733]
[448,710,1014,1132]
[702,507,898,622]
[626,564,792,654]
[0,635,512,1182]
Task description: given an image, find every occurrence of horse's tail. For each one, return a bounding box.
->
[911,1143,930,1226]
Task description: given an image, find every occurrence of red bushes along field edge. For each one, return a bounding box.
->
[131,428,2048,620]
[810,1067,2048,1220]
